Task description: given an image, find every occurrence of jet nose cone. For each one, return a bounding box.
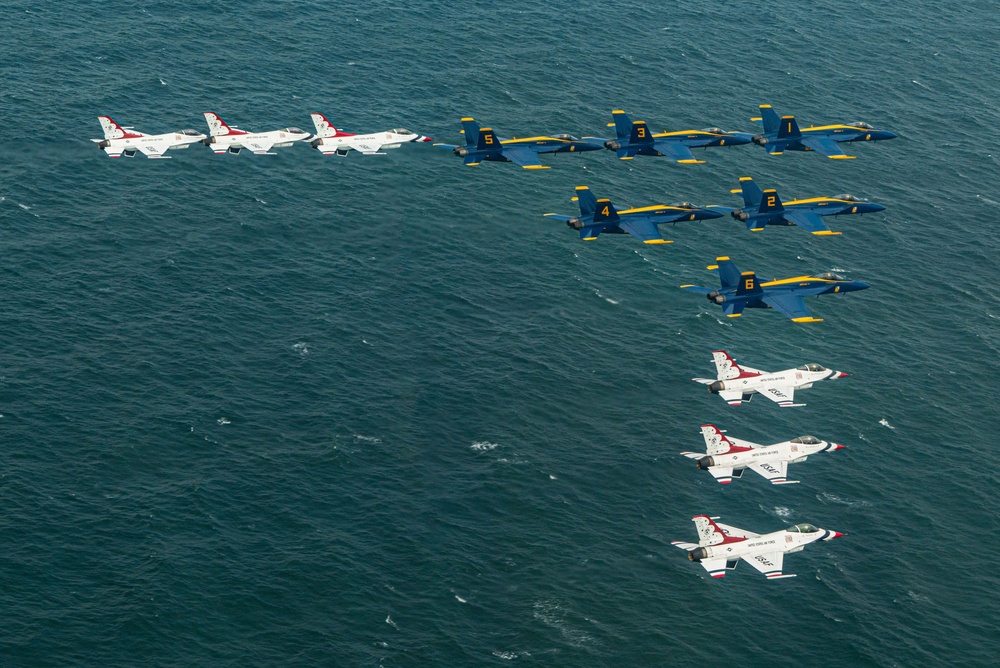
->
[853,280,871,291]
[834,371,849,379]
[825,531,844,540]
[881,131,898,140]
[421,136,433,142]
[868,203,887,213]
[830,443,846,451]
[703,208,726,220]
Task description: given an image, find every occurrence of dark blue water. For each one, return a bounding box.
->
[2,0,999,665]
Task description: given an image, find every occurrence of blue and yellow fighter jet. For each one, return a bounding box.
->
[434,117,601,169]
[749,104,897,159]
[543,186,723,244]
[681,256,869,323]
[589,110,753,164]
[709,177,886,235]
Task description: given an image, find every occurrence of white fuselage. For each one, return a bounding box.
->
[710,440,827,471]
[726,368,833,395]
[698,529,826,563]
[313,130,426,155]
[206,130,311,154]
[95,131,206,158]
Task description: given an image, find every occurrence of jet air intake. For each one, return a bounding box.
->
[752,134,767,146]
[708,380,725,394]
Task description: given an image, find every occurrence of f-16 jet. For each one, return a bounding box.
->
[710,177,885,235]
[692,350,848,407]
[592,109,753,164]
[201,112,311,155]
[92,116,206,158]
[307,113,432,156]
[681,256,869,322]
[750,104,896,159]
[434,117,601,169]
[543,186,723,244]
[681,424,845,484]
[672,515,843,579]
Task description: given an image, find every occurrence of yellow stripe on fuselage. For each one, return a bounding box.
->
[501,136,570,145]
[760,276,838,287]
[784,197,850,206]
[651,130,723,139]
[802,125,868,132]
[618,204,683,214]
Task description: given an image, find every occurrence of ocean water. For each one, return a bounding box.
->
[2,0,999,665]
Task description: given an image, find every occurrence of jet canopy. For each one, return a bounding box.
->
[847,121,874,129]
[790,435,822,445]
[700,127,725,134]
[552,133,580,141]
[797,363,828,372]
[788,523,819,533]
[833,194,865,202]
[282,127,306,133]
[391,128,410,134]
[670,201,697,209]
[181,129,203,136]
[811,272,846,280]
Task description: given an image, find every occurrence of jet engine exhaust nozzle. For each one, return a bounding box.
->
[731,209,749,221]
[752,134,767,146]
[708,380,725,394]
[604,140,621,151]
[696,456,715,470]
[201,137,215,146]
[309,138,323,149]
[566,217,583,230]
[454,147,469,157]
[688,547,709,562]
[706,291,725,305]
[97,140,110,150]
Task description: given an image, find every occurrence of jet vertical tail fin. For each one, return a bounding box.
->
[693,515,748,546]
[735,271,763,298]
[711,350,760,380]
[204,112,244,136]
[98,116,143,140]
[630,120,654,146]
[310,112,354,138]
[574,186,598,217]
[758,105,781,134]
[611,110,633,140]
[759,189,784,213]
[710,256,743,289]
[477,127,501,151]
[777,115,802,139]
[737,177,764,209]
[592,197,620,224]
[460,117,480,146]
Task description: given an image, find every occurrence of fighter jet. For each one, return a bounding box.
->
[692,349,848,407]
[201,112,311,155]
[91,116,206,159]
[672,515,843,579]
[681,256,869,322]
[434,117,601,169]
[591,109,753,164]
[680,424,845,484]
[750,104,897,159]
[307,112,432,156]
[710,177,886,235]
[542,186,723,244]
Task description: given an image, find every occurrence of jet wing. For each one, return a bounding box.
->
[618,218,671,245]
[743,551,792,579]
[653,140,704,164]
[501,146,549,170]
[719,388,748,406]
[761,293,820,323]
[344,139,385,155]
[783,210,834,234]
[800,135,853,159]
[699,558,736,578]
[244,139,275,155]
[707,467,736,484]
[749,460,798,484]
[136,144,169,158]
[756,384,799,407]
[722,301,745,318]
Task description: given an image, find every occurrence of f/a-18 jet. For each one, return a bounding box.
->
[307,113,432,156]
[710,176,885,235]
[693,349,849,407]
[681,256,869,322]
[672,515,843,579]
[543,186,722,244]
[435,117,601,169]
[750,104,896,159]
[680,424,845,484]
[92,116,206,158]
[592,109,753,164]
[201,112,312,155]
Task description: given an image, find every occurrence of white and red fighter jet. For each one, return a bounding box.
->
[92,116,205,158]
[672,515,843,579]
[680,424,845,485]
[201,112,311,155]
[307,112,432,156]
[693,349,848,407]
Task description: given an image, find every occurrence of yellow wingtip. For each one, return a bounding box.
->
[678,159,706,164]
[760,104,772,109]
[706,264,719,271]
[643,239,673,245]
[460,117,475,121]
[606,123,616,127]
[574,186,589,191]
[792,317,824,323]
[465,162,480,166]
[829,155,856,160]
[716,256,731,261]
[619,156,634,160]
[727,313,743,318]
[612,109,626,114]
[749,117,763,121]
[582,236,598,241]
[812,230,843,236]
[739,176,753,181]
[570,196,579,202]
[523,165,550,170]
